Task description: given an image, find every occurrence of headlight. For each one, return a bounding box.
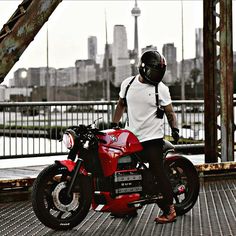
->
[63,130,76,149]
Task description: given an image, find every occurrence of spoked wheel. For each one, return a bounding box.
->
[32,163,92,230]
[164,156,200,216]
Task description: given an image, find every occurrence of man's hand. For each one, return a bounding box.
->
[171,128,179,143]
[110,122,120,129]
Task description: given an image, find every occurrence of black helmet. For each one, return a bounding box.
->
[138,50,167,85]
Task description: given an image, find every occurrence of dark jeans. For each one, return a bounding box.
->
[141,138,173,208]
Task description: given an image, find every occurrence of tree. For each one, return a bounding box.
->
[190,68,201,98]
[190,68,201,84]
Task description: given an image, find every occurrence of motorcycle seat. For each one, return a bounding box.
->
[163,140,175,153]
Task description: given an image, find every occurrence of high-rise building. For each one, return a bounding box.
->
[19,67,56,87]
[195,28,203,58]
[56,67,77,86]
[38,67,57,87]
[102,43,114,83]
[27,68,41,87]
[162,43,177,84]
[0,86,5,101]
[75,59,97,84]
[13,68,28,87]
[112,25,131,87]
[179,58,195,84]
[195,28,204,82]
[88,36,97,61]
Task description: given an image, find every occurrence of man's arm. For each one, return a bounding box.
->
[164,103,179,142]
[164,103,177,129]
[112,97,126,124]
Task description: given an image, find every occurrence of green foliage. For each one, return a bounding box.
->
[190,68,201,82]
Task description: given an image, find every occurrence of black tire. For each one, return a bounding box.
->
[164,156,200,216]
[32,163,92,230]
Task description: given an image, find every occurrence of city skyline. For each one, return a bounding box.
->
[0,1,235,86]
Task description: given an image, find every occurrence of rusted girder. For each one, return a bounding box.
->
[195,161,236,172]
[0,178,35,189]
[203,0,218,163]
[220,0,234,162]
[1,162,235,190]
[0,0,62,84]
[203,0,234,163]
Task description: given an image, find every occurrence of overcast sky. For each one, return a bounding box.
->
[0,0,235,85]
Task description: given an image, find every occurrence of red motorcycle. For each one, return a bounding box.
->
[32,121,200,230]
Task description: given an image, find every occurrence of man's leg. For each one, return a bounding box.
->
[141,139,176,223]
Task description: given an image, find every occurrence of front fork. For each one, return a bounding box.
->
[66,158,84,197]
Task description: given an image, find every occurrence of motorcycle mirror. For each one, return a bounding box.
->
[91,117,103,129]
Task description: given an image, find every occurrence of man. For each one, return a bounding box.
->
[112,50,179,224]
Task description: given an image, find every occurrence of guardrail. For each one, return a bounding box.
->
[0,100,205,159]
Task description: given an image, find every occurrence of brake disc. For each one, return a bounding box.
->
[52,182,80,212]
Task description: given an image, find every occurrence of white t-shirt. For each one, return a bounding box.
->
[119,75,172,142]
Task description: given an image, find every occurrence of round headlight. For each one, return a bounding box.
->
[63,131,75,149]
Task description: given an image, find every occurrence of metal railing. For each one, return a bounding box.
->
[0,100,205,159]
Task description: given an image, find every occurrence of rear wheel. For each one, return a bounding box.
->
[32,163,92,230]
[164,156,200,215]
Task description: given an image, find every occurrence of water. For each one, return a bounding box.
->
[0,154,66,169]
[0,135,207,169]
[0,136,67,157]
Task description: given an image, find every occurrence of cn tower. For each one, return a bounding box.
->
[131,0,141,67]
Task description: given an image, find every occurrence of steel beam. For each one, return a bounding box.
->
[203,0,218,163]
[195,161,236,172]
[220,0,234,161]
[204,0,234,162]
[0,0,62,84]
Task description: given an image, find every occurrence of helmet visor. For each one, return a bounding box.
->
[146,66,165,84]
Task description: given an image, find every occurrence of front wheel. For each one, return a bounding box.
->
[32,163,92,230]
[164,156,200,216]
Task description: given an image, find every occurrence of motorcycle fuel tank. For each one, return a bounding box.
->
[97,129,143,176]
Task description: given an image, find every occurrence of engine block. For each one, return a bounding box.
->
[114,170,142,195]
